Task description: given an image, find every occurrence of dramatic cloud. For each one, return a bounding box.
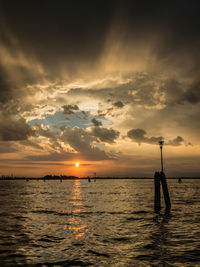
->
[127,128,186,147]
[127,128,163,145]
[0,1,200,176]
[91,118,102,127]
[61,126,94,152]
[62,105,79,115]
[113,101,124,108]
[61,126,109,160]
[91,127,120,144]
[167,136,185,147]
[34,124,58,140]
[0,117,34,141]
[183,81,200,104]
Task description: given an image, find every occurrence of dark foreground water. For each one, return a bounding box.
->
[0,179,200,266]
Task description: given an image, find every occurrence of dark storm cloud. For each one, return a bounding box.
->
[183,81,200,104]
[159,78,200,106]
[1,0,200,79]
[61,126,109,160]
[0,67,13,105]
[0,0,116,76]
[167,136,185,147]
[1,0,200,102]
[118,1,200,64]
[35,125,63,151]
[61,126,95,152]
[66,74,163,109]
[127,128,186,147]
[0,117,35,141]
[62,105,79,115]
[34,124,58,139]
[23,122,122,162]
[1,0,199,76]
[32,123,118,160]
[91,118,102,127]
[127,128,163,145]
[34,124,66,152]
[91,127,120,144]
[0,25,45,148]
[65,73,200,143]
[113,101,124,108]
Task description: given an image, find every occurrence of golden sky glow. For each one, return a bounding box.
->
[0,2,200,177]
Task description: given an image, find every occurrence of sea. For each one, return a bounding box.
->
[0,179,200,266]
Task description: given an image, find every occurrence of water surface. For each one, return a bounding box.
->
[0,179,200,266]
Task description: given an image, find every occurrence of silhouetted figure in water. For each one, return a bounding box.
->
[178,177,182,183]
[88,176,91,182]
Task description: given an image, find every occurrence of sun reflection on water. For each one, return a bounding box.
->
[63,180,88,240]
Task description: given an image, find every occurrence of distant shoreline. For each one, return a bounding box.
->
[1,177,200,180]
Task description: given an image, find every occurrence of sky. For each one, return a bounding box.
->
[0,0,200,177]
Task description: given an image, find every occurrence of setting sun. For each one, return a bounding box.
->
[75,162,80,167]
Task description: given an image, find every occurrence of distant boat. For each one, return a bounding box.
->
[178,178,182,183]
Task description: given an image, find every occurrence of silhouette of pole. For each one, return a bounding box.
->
[154,172,161,212]
[154,140,171,212]
[160,172,171,210]
[159,140,164,172]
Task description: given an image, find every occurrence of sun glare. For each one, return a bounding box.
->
[75,162,80,167]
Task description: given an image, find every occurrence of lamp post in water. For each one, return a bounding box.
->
[159,140,164,173]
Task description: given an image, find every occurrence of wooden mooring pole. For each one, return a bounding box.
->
[154,172,161,212]
[160,172,171,210]
[154,141,171,212]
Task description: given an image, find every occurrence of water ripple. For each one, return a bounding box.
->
[0,179,200,266]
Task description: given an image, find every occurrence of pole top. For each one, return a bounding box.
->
[159,140,164,149]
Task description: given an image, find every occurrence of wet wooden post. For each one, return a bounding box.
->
[159,140,164,172]
[154,172,161,212]
[160,172,171,210]
[154,140,171,212]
